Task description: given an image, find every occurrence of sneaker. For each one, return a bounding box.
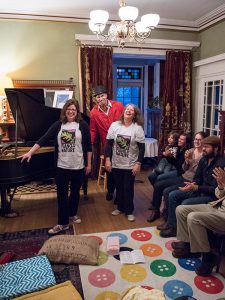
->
[127,214,135,221]
[111,209,121,216]
[48,224,69,235]
[70,215,81,224]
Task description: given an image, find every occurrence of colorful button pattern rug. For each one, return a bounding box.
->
[79,227,225,300]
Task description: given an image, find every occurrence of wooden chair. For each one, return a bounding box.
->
[97,155,107,190]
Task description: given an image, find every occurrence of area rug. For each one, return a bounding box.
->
[79,227,225,300]
[0,227,84,298]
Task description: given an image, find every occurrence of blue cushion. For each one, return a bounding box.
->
[0,255,56,299]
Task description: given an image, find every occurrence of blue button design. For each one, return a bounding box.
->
[163,280,193,299]
[178,258,202,271]
[107,232,128,245]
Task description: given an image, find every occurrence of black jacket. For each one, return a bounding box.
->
[193,154,225,196]
[36,120,92,167]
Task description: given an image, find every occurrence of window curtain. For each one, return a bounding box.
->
[159,51,192,147]
[79,46,113,177]
[79,46,113,116]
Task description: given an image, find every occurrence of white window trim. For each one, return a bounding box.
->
[194,53,225,133]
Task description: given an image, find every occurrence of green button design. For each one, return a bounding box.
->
[98,251,108,265]
[150,259,176,277]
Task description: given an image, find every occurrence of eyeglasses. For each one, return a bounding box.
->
[66,108,76,112]
[194,138,202,141]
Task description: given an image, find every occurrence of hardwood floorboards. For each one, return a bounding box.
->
[0,170,163,234]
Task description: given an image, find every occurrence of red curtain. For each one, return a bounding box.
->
[160,51,192,146]
[80,46,113,116]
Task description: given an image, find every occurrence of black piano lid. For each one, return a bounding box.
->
[5,88,61,141]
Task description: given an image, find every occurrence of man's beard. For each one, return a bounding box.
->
[203,151,215,158]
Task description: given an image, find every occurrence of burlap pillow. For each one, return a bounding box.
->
[38,235,99,265]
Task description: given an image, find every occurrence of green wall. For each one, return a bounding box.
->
[0,18,224,101]
[0,19,90,99]
[198,19,225,60]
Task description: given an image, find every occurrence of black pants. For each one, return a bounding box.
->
[107,170,116,194]
[151,176,180,210]
[56,167,84,225]
[112,168,135,215]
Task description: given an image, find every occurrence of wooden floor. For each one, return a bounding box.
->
[0,169,163,234]
[1,169,225,277]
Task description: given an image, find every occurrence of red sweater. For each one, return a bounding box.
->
[90,100,124,146]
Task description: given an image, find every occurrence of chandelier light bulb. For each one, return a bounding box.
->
[88,2,160,48]
[135,21,148,33]
[141,13,160,28]
[119,6,138,22]
[89,20,105,33]
[90,10,109,24]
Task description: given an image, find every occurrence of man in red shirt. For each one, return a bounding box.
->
[90,85,124,200]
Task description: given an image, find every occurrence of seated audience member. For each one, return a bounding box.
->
[147,133,191,222]
[160,135,225,237]
[148,131,179,185]
[157,131,206,234]
[172,166,225,276]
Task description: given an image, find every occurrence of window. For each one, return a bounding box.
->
[116,66,143,107]
[203,79,223,136]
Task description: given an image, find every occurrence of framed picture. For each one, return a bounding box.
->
[44,90,55,107]
[53,91,73,108]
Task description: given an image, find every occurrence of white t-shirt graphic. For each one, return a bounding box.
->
[107,121,145,169]
[57,122,84,170]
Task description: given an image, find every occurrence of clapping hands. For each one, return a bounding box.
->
[213,167,225,189]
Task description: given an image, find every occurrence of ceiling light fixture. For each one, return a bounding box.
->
[88,0,160,48]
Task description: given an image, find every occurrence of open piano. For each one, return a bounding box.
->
[0,88,89,216]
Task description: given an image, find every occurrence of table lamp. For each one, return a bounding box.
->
[0,74,13,122]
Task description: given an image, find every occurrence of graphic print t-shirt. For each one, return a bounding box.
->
[57,122,84,169]
[106,121,145,169]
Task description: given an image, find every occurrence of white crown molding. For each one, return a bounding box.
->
[193,53,225,67]
[196,3,225,27]
[0,3,225,31]
[75,34,200,51]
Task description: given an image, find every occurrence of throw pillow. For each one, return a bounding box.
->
[121,286,165,300]
[0,255,56,299]
[14,280,82,300]
[38,235,99,265]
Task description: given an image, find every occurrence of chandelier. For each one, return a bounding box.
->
[88,0,160,48]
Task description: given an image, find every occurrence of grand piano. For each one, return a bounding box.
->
[0,88,89,215]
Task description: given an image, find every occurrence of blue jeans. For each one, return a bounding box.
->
[157,170,178,181]
[167,189,213,228]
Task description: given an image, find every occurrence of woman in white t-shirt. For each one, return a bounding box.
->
[21,99,92,234]
[105,104,145,221]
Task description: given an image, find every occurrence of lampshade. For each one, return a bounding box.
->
[0,75,13,96]
[119,6,138,22]
[89,20,106,33]
[90,10,109,24]
[141,13,160,28]
[135,21,149,33]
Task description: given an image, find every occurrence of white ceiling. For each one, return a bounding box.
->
[0,0,225,30]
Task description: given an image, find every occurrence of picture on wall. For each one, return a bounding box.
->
[53,91,73,108]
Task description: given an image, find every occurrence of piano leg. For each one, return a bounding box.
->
[0,188,11,215]
[0,188,18,217]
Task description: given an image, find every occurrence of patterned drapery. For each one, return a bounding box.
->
[160,51,192,146]
[79,46,113,116]
[79,46,113,177]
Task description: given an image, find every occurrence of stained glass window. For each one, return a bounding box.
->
[117,67,141,80]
